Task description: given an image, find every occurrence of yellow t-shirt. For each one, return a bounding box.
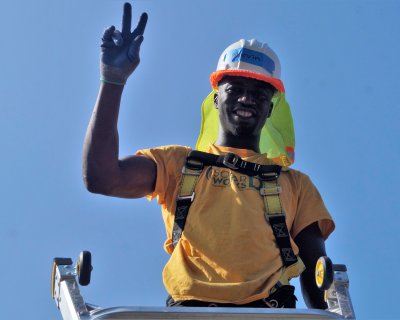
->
[136,144,335,304]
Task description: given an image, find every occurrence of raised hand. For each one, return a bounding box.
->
[100,3,148,85]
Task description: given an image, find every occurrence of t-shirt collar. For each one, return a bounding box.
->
[206,144,259,158]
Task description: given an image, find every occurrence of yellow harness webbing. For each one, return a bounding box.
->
[259,172,305,288]
[172,151,305,289]
[172,158,204,248]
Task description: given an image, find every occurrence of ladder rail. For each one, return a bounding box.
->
[51,255,355,320]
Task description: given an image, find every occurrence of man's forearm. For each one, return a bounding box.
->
[82,82,124,193]
[295,222,328,309]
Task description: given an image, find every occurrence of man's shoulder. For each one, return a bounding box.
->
[138,144,192,155]
[136,145,193,167]
[281,166,312,184]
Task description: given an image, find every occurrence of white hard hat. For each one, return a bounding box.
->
[210,39,285,92]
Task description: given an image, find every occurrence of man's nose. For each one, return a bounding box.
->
[238,91,256,105]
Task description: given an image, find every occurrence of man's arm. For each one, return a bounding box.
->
[294,222,328,309]
[82,3,155,199]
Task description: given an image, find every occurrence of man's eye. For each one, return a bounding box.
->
[255,91,271,101]
[226,87,241,94]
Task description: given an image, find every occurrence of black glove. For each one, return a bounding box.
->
[100,2,148,85]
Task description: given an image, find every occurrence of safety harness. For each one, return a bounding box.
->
[172,150,305,290]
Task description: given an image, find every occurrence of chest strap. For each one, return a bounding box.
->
[186,150,282,177]
[172,150,301,271]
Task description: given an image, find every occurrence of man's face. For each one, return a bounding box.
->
[215,76,275,138]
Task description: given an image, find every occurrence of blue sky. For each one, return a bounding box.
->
[1,1,399,319]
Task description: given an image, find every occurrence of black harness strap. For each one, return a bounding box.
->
[172,197,193,248]
[259,172,297,267]
[187,150,282,177]
[270,214,298,266]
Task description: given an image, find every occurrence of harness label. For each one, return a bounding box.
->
[205,167,261,191]
[225,47,276,74]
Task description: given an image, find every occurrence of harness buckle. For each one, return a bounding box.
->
[182,162,204,176]
[177,192,195,202]
[260,186,282,196]
[259,172,279,181]
[181,166,202,176]
[184,159,204,172]
[223,153,240,170]
[265,212,286,222]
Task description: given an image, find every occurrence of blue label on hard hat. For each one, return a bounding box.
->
[224,48,275,74]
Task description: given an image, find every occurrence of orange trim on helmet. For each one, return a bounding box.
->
[210,70,285,93]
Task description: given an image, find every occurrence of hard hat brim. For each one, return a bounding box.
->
[210,70,285,93]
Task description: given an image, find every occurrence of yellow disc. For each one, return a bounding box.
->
[315,259,325,288]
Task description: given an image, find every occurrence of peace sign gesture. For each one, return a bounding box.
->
[100,3,148,85]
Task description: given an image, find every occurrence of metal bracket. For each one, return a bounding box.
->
[325,265,356,319]
[52,258,89,319]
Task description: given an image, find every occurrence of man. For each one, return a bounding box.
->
[83,2,334,309]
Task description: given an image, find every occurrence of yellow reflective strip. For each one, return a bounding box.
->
[179,174,199,196]
[260,186,281,196]
[178,167,202,197]
[265,196,282,215]
[262,180,283,215]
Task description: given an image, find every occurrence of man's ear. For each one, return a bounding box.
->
[213,92,219,108]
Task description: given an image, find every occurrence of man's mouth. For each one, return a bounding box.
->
[233,109,255,118]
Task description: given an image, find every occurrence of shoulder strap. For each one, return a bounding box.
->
[259,172,297,267]
[171,157,204,248]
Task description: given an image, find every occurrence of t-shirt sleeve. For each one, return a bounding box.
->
[291,173,335,240]
[135,145,191,205]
